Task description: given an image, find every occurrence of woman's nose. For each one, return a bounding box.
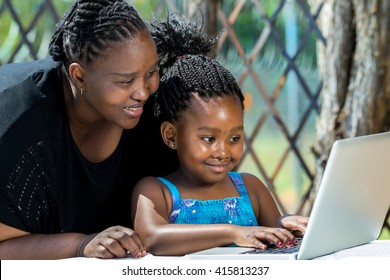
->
[132,79,150,102]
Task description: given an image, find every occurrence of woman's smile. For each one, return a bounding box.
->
[123,105,144,118]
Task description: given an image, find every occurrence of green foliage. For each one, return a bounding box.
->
[379,223,390,240]
[0,0,71,62]
[132,0,158,18]
[218,0,317,71]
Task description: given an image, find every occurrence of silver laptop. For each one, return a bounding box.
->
[188,132,390,260]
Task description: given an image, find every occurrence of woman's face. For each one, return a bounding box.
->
[78,30,160,129]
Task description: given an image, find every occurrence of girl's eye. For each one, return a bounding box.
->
[231,136,241,143]
[202,136,215,143]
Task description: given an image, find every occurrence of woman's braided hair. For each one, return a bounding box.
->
[150,14,244,122]
[49,0,147,70]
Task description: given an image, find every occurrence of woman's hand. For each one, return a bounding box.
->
[231,225,299,250]
[80,226,147,259]
[278,215,309,236]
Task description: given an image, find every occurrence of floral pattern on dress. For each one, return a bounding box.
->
[224,198,238,218]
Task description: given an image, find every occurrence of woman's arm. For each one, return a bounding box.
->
[0,223,146,259]
[131,177,296,256]
[0,223,86,259]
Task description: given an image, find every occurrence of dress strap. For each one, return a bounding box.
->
[228,171,258,221]
[157,177,181,223]
[228,172,248,196]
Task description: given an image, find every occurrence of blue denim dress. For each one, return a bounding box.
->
[157,172,258,226]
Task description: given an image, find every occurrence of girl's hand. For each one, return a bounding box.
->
[80,226,147,259]
[278,215,309,236]
[231,225,298,250]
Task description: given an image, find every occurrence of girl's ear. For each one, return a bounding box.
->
[161,121,177,150]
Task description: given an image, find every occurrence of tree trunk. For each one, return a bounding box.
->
[311,0,355,191]
[312,0,390,189]
[312,0,390,231]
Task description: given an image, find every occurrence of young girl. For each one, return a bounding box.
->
[131,15,309,256]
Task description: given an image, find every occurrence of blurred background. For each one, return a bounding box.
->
[0,0,388,238]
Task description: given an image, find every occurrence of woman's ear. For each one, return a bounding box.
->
[161,121,177,150]
[68,62,85,92]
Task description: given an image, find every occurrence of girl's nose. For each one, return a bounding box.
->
[213,142,230,160]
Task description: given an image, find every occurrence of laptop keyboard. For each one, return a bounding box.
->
[241,238,302,254]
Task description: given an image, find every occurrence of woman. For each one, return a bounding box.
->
[0,0,178,259]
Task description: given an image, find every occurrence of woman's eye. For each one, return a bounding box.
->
[147,68,159,78]
[231,136,241,143]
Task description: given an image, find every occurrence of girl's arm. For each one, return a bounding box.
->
[131,177,297,256]
[241,173,309,233]
[0,223,146,259]
[241,172,282,227]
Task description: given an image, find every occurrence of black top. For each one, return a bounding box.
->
[0,58,178,234]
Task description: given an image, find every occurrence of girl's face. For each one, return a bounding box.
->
[76,30,160,129]
[173,94,244,186]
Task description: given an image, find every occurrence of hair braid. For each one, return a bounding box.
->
[49,0,147,69]
[151,14,244,122]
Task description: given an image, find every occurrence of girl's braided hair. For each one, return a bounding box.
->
[150,13,244,122]
[49,0,147,70]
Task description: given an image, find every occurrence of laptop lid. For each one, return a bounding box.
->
[297,132,390,259]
